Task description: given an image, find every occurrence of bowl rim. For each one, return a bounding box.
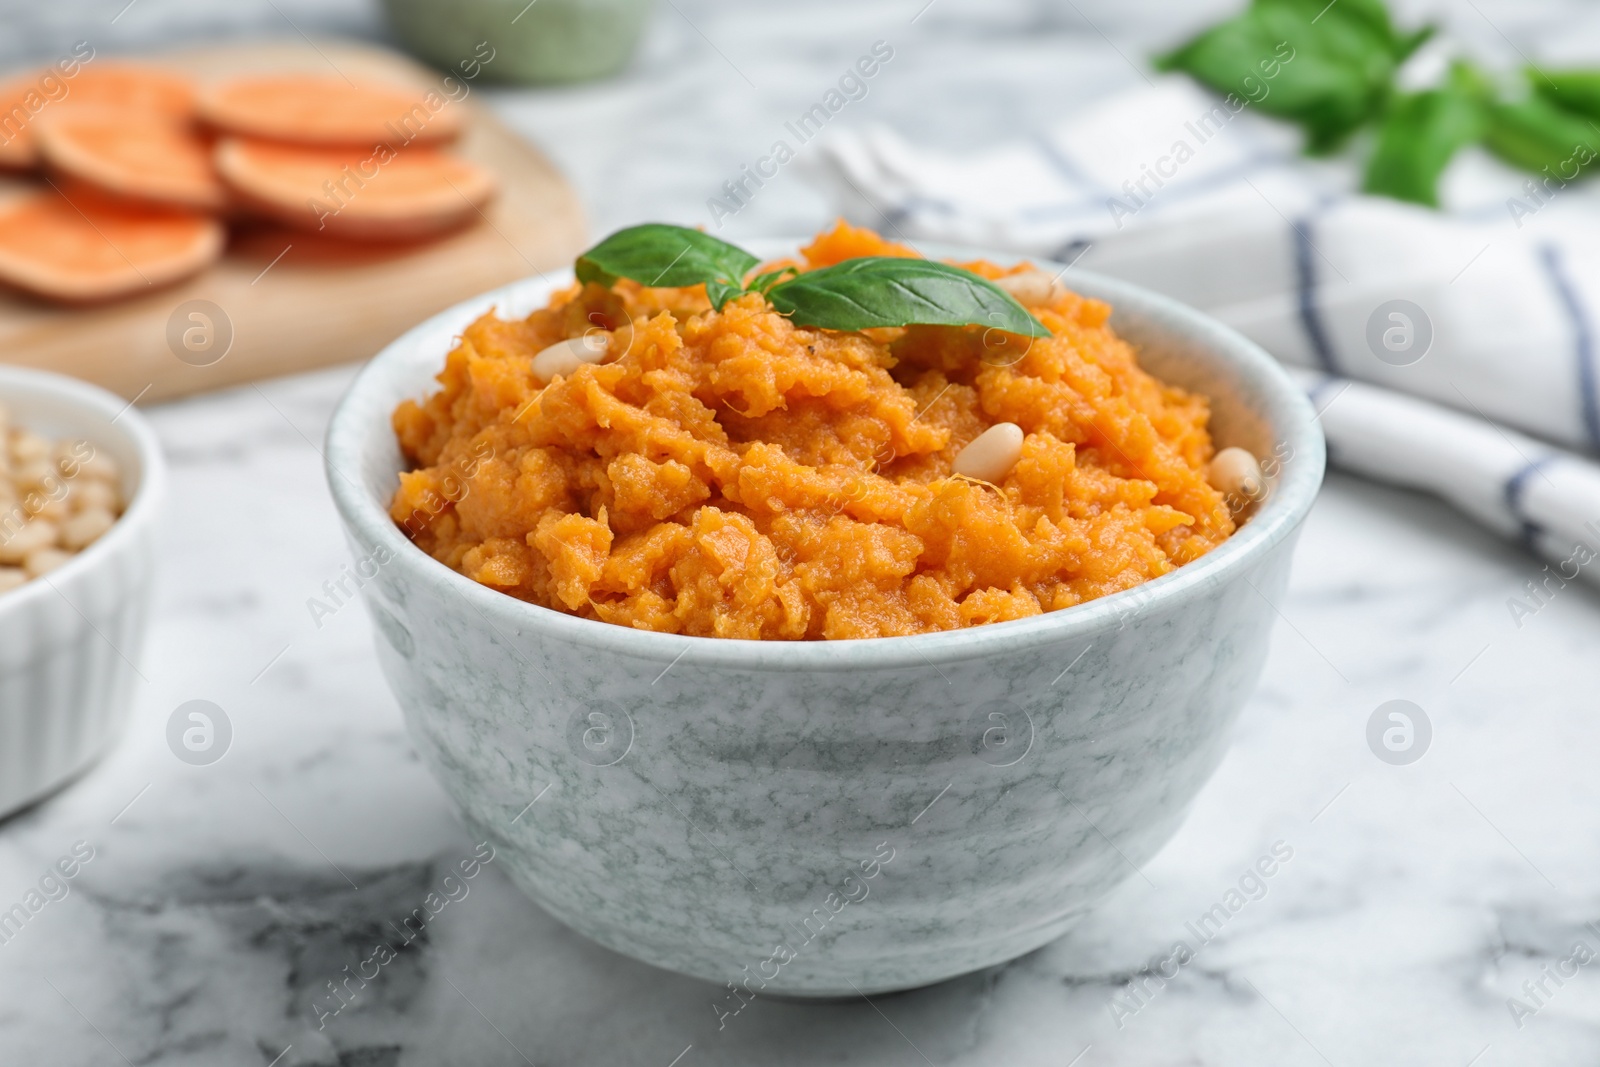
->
[0,365,165,613]
[326,240,1326,672]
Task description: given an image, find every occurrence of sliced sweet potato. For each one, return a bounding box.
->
[214,137,495,240]
[198,75,463,147]
[34,108,226,212]
[0,185,224,302]
[0,64,195,170]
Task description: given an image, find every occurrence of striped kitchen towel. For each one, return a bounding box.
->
[1299,370,1600,591]
[808,77,1600,579]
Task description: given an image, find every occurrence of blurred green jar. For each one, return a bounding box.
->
[383,0,653,84]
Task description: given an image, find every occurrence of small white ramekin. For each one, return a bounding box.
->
[0,367,164,820]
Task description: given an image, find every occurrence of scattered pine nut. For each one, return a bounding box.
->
[532,333,610,382]
[993,270,1066,307]
[1208,446,1265,510]
[953,422,1026,483]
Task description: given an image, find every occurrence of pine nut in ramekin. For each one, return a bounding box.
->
[0,367,164,819]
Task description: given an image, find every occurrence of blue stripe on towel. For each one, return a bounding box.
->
[1536,244,1600,452]
[1503,454,1555,551]
[1293,215,1338,374]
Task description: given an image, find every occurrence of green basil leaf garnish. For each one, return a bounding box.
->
[1363,62,1487,206]
[764,257,1049,338]
[576,223,760,307]
[570,228,1052,338]
[749,266,799,293]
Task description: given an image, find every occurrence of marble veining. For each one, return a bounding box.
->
[3,0,1600,1064]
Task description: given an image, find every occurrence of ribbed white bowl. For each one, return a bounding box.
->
[0,368,164,820]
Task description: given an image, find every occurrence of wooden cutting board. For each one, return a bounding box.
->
[0,40,586,403]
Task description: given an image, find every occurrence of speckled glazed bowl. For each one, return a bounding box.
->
[326,242,1325,996]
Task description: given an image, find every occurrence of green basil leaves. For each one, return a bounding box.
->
[574,224,1050,338]
[1163,0,1600,206]
[576,224,759,305]
[1157,0,1433,155]
[1363,62,1487,206]
[765,257,1048,335]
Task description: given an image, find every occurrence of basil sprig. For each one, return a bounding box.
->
[1363,61,1487,207]
[574,224,1049,339]
[1157,0,1434,155]
[1162,0,1600,207]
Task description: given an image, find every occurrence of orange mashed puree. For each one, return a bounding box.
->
[390,223,1235,640]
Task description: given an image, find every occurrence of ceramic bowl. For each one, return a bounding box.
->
[382,0,653,84]
[325,243,1325,996]
[0,367,164,820]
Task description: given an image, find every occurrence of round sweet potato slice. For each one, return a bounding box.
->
[0,186,224,302]
[34,108,226,212]
[214,137,495,240]
[198,75,463,147]
[0,64,195,170]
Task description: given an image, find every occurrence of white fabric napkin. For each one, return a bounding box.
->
[807,78,1600,581]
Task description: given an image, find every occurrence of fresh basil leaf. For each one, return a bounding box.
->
[765,258,1049,338]
[704,280,743,310]
[1157,0,1434,154]
[749,266,799,293]
[1363,62,1487,206]
[1483,91,1600,175]
[575,224,760,297]
[1534,68,1600,122]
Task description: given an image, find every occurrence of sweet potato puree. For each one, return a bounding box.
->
[389,223,1236,640]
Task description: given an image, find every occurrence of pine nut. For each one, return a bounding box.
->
[72,449,119,483]
[9,430,48,464]
[0,519,58,565]
[532,333,611,382]
[13,459,53,488]
[0,413,122,595]
[1209,447,1265,508]
[993,270,1065,307]
[70,479,121,514]
[953,422,1026,483]
[60,507,116,550]
[27,495,68,522]
[23,547,73,578]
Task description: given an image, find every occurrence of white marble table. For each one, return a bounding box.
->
[3,1,1599,1064]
